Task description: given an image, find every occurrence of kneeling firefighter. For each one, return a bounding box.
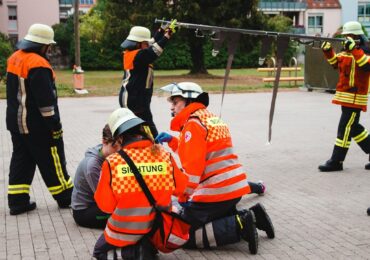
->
[156,82,275,254]
[93,108,189,259]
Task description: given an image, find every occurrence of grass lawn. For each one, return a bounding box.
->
[0,67,304,98]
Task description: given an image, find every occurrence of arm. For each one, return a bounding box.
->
[178,119,207,197]
[170,155,189,202]
[94,160,117,213]
[322,48,338,69]
[351,47,370,71]
[134,33,170,68]
[28,67,61,132]
[84,157,103,193]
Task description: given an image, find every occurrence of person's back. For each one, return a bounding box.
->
[72,145,103,210]
[93,108,188,259]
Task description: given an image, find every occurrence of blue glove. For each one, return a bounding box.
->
[155,132,173,144]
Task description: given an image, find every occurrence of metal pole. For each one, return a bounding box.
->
[73,0,80,67]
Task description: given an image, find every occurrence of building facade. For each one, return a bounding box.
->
[0,0,95,43]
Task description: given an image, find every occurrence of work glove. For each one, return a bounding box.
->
[343,37,356,51]
[155,132,173,144]
[321,41,332,51]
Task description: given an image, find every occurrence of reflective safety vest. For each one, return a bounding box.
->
[94,140,186,248]
[170,103,251,203]
[323,47,370,111]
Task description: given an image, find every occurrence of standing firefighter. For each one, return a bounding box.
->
[119,22,175,138]
[319,21,370,172]
[6,24,73,215]
[156,82,274,254]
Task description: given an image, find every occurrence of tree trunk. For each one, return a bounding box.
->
[188,35,208,75]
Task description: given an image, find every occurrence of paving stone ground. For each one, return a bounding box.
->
[1,90,370,259]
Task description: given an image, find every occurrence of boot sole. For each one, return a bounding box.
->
[245,211,258,254]
[250,203,275,239]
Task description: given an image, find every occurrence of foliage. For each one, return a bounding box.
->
[53,17,74,56]
[0,33,13,82]
[80,9,105,43]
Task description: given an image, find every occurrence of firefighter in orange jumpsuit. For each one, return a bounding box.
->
[319,21,370,172]
[93,108,189,259]
[155,82,275,254]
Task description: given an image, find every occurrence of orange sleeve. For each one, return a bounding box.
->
[170,155,189,202]
[323,48,338,68]
[94,160,117,213]
[168,136,179,152]
[178,119,207,195]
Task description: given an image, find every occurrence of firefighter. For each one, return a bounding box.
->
[155,82,275,254]
[119,21,176,138]
[93,108,189,259]
[71,124,121,229]
[319,21,370,172]
[6,23,73,215]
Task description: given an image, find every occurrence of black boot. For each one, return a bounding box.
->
[238,210,258,254]
[365,155,370,170]
[10,201,36,215]
[318,159,343,172]
[367,207,370,216]
[249,203,275,239]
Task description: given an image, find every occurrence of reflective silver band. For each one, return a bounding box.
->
[114,207,153,217]
[105,226,143,242]
[206,147,234,161]
[205,158,238,174]
[200,166,245,187]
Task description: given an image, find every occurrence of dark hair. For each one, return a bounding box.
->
[102,124,117,145]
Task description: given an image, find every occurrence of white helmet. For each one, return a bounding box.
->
[127,26,151,42]
[342,21,364,35]
[161,82,204,100]
[24,23,56,45]
[121,26,151,49]
[108,108,144,137]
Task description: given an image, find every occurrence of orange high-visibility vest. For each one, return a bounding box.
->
[323,48,370,111]
[94,140,187,247]
[7,50,56,79]
[169,103,251,203]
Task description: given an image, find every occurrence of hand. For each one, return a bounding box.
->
[52,129,63,140]
[344,37,356,51]
[321,41,332,51]
[155,132,173,144]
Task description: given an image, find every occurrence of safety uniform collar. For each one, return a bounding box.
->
[122,139,153,149]
[170,102,206,131]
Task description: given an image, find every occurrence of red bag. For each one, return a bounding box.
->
[150,210,190,253]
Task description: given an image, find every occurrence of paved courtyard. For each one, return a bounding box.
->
[1,90,370,259]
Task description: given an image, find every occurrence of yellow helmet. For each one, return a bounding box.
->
[342,21,364,35]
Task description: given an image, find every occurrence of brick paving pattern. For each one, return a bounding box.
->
[1,91,370,259]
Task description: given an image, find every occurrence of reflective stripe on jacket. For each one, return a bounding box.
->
[94,139,188,247]
[169,103,251,203]
[323,47,370,111]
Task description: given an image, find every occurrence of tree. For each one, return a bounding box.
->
[0,33,13,82]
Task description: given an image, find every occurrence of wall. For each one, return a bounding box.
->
[306,8,342,36]
[0,0,59,40]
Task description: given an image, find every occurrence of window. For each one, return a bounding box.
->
[8,6,17,31]
[358,3,370,23]
[308,14,323,35]
[80,0,94,4]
